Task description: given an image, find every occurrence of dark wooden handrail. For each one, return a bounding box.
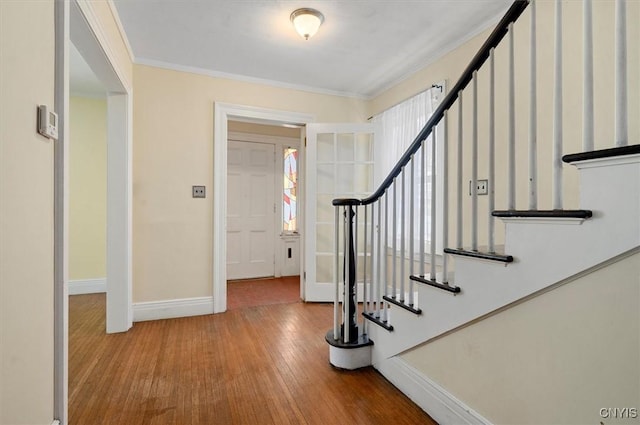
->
[333,0,530,207]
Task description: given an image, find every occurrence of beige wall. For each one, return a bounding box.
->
[0,1,56,424]
[401,250,640,424]
[69,96,107,280]
[132,64,367,302]
[370,0,639,247]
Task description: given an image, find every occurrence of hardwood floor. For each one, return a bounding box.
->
[69,294,436,424]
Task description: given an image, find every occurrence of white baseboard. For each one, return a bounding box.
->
[374,356,491,425]
[68,278,106,295]
[51,420,61,425]
[133,296,214,322]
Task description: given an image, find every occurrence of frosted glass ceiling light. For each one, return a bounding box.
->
[290,8,324,40]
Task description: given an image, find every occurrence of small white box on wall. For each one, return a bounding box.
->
[281,236,300,277]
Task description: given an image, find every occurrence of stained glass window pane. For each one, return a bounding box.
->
[283,148,298,232]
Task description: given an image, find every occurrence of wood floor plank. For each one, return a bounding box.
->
[69,293,436,424]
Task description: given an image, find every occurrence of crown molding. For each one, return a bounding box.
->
[107,0,135,62]
[134,57,367,100]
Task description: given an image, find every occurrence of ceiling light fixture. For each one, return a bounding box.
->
[290,8,324,40]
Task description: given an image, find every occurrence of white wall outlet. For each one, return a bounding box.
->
[469,179,489,196]
[192,185,206,198]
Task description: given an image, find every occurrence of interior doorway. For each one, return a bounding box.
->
[213,104,314,313]
[68,0,132,334]
[225,121,303,309]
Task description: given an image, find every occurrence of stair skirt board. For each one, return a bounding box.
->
[133,297,214,322]
[375,356,491,425]
[68,278,106,295]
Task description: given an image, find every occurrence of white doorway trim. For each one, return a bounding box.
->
[69,0,133,334]
[213,103,314,313]
[55,1,133,422]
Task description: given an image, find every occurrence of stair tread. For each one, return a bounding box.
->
[562,144,640,163]
[444,248,514,263]
[362,311,394,331]
[409,275,461,293]
[382,295,422,316]
[492,209,592,219]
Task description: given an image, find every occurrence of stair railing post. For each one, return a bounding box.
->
[333,205,340,341]
[342,205,358,343]
[354,204,359,328]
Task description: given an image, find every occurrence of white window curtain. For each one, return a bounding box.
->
[372,87,437,249]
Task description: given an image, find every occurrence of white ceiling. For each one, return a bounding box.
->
[111,0,512,98]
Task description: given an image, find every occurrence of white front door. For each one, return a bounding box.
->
[227,141,276,280]
[305,123,378,301]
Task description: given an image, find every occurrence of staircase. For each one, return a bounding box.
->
[326,0,639,421]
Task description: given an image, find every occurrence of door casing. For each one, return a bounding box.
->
[213,103,314,313]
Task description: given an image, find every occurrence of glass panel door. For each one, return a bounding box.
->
[304,123,377,301]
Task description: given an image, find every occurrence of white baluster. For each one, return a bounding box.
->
[392,179,397,298]
[400,170,405,302]
[529,0,538,209]
[456,91,464,249]
[363,205,368,314]
[583,0,594,152]
[420,140,426,277]
[508,22,516,210]
[409,156,415,306]
[442,111,450,282]
[376,199,382,317]
[430,127,438,280]
[383,190,389,321]
[553,0,563,209]
[354,206,359,327]
[489,48,496,253]
[472,71,479,251]
[615,0,628,147]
